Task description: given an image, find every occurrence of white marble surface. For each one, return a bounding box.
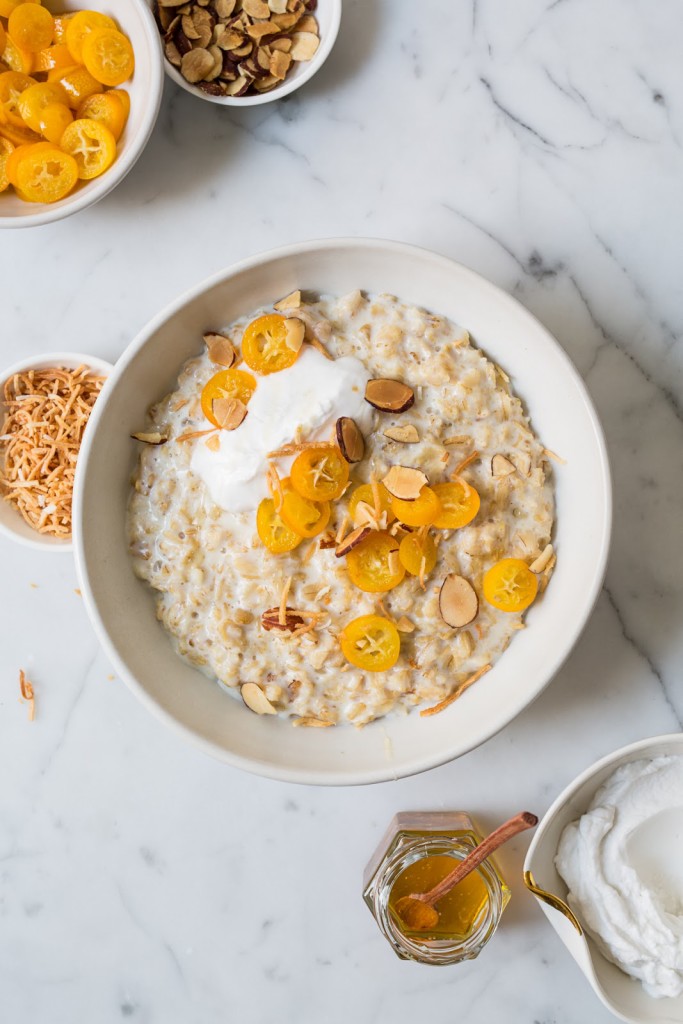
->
[1,0,682,1020]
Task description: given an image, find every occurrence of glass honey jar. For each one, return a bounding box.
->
[363,811,511,965]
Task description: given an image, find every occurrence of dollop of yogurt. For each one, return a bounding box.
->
[555,755,683,999]
[191,346,373,512]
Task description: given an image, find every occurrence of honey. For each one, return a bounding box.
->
[388,853,490,940]
[363,811,511,965]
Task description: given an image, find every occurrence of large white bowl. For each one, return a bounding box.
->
[73,238,612,785]
[524,733,683,1024]
[0,352,113,551]
[0,0,163,229]
[149,0,341,107]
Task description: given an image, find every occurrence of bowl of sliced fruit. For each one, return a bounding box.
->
[0,0,163,227]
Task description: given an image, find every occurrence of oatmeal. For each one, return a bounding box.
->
[127,290,555,727]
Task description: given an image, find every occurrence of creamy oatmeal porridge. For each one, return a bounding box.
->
[127,289,556,727]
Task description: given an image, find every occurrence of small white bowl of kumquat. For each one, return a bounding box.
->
[0,352,113,550]
[0,0,163,228]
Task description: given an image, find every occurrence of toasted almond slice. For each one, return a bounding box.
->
[204,331,237,367]
[180,47,214,82]
[131,431,168,445]
[269,48,291,79]
[289,30,319,60]
[491,453,516,478]
[439,575,479,628]
[247,20,278,40]
[382,465,428,501]
[165,39,182,65]
[243,0,270,15]
[241,682,277,715]
[217,27,243,48]
[510,452,531,477]
[295,14,318,33]
[335,525,371,557]
[225,74,250,95]
[212,397,247,430]
[271,11,299,28]
[396,616,415,634]
[274,289,301,310]
[365,378,414,413]
[284,317,305,352]
[384,424,419,444]
[529,543,554,573]
[181,13,200,38]
[336,417,364,463]
[268,0,288,11]
[205,433,221,452]
[269,36,292,51]
[420,664,491,717]
[214,0,237,15]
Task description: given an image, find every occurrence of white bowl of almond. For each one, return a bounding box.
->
[73,239,611,784]
[152,0,341,104]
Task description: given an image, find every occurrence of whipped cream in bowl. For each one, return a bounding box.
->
[525,733,683,1024]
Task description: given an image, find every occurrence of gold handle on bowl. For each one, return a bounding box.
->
[524,870,583,935]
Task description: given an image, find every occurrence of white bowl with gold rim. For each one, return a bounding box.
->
[0,351,113,550]
[0,0,163,229]
[73,238,611,785]
[524,733,683,1024]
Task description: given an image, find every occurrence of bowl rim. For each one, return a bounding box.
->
[0,0,164,230]
[73,237,613,784]
[156,0,342,107]
[0,351,114,551]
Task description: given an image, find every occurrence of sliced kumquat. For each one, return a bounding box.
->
[82,28,134,88]
[0,0,40,18]
[17,81,68,131]
[5,138,50,183]
[8,4,54,52]
[346,531,405,593]
[0,135,14,191]
[0,117,40,145]
[14,143,78,202]
[59,116,115,178]
[340,614,400,672]
[39,100,72,143]
[241,313,300,375]
[483,558,538,613]
[290,445,349,502]
[347,481,395,527]
[391,485,442,528]
[65,9,116,63]
[432,478,481,530]
[256,497,302,554]
[200,368,257,427]
[33,42,74,72]
[2,35,33,74]
[109,87,129,118]
[55,65,102,107]
[76,90,124,139]
[398,531,437,578]
[52,12,75,44]
[279,483,330,539]
[0,21,5,54]
[0,70,36,126]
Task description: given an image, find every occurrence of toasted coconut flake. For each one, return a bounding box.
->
[529,543,554,573]
[335,525,371,557]
[268,439,335,458]
[274,289,301,310]
[131,431,168,445]
[336,417,364,463]
[335,512,350,545]
[491,453,516,478]
[205,433,221,452]
[420,664,492,717]
[176,428,217,443]
[543,447,567,465]
[307,336,333,360]
[19,669,35,721]
[439,574,479,628]
[382,465,428,500]
[241,682,277,715]
[279,575,292,625]
[204,332,237,367]
[292,716,334,728]
[365,378,414,413]
[452,449,480,476]
[384,424,419,444]
[212,397,247,430]
[442,434,472,446]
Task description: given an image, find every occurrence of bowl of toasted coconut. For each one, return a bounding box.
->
[0,352,113,551]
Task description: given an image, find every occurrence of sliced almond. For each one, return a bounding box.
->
[384,424,419,444]
[225,74,250,95]
[261,606,305,631]
[295,14,318,33]
[253,73,279,91]
[214,0,237,16]
[164,39,182,65]
[269,48,292,79]
[268,0,288,11]
[212,397,247,430]
[283,317,305,352]
[247,19,278,40]
[180,46,214,82]
[204,331,237,367]
[243,0,270,15]
[205,433,221,452]
[289,30,319,60]
[335,525,371,557]
[271,11,299,28]
[158,0,190,7]
[510,452,532,477]
[365,378,414,413]
[181,13,200,38]
[130,431,168,445]
[439,575,479,628]
[269,36,292,51]
[382,465,428,501]
[205,44,224,80]
[396,616,415,634]
[529,544,554,573]
[491,453,516,478]
[241,682,277,715]
[274,289,301,310]
[217,27,243,48]
[336,417,364,463]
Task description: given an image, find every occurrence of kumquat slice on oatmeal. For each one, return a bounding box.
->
[290,444,349,503]
[340,614,401,672]
[483,558,538,613]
